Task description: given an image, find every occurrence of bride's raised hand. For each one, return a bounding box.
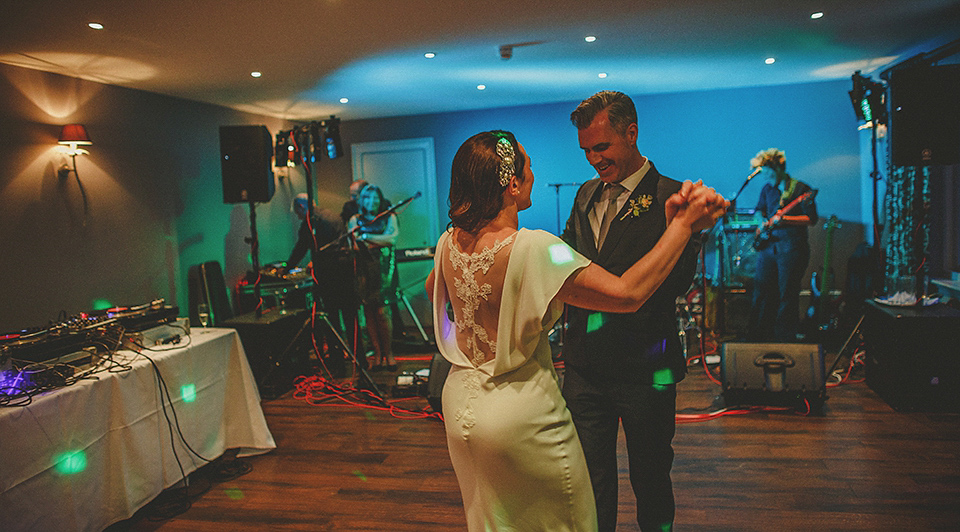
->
[665,180,703,224]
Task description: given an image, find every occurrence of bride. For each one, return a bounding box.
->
[426,130,727,531]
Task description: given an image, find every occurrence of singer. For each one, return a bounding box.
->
[347,184,400,371]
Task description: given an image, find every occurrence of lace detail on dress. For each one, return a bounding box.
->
[447,232,515,367]
[446,230,516,440]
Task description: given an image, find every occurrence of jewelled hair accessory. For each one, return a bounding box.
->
[495,137,515,187]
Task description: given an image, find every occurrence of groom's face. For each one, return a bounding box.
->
[578,110,640,185]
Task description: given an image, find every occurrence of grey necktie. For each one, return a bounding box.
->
[597,183,624,248]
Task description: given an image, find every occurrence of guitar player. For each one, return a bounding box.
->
[746,148,818,343]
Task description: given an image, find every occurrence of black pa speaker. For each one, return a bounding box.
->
[890,65,960,167]
[219,125,275,203]
[721,342,826,413]
[223,309,312,398]
[425,352,451,415]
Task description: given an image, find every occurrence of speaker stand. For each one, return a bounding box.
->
[245,201,264,318]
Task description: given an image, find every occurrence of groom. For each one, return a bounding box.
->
[561,91,701,532]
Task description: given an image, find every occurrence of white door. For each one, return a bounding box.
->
[351,137,439,330]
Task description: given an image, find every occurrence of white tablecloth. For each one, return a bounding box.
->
[0,328,276,532]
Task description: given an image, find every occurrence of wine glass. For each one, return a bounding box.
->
[197,303,210,327]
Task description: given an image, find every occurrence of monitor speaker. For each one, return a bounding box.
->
[721,342,826,413]
[890,65,960,167]
[219,125,275,203]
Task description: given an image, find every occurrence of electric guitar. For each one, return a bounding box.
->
[752,190,817,251]
[806,215,841,331]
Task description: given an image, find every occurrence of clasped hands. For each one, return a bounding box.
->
[665,180,730,233]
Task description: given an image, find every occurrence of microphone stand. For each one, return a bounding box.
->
[547,182,583,235]
[714,168,760,336]
[320,191,421,252]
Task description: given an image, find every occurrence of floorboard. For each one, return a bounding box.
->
[107,338,960,531]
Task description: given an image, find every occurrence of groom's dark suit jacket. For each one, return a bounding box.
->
[561,162,700,384]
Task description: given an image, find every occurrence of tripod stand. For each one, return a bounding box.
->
[262,300,385,400]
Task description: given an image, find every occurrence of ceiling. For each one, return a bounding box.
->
[2,0,960,121]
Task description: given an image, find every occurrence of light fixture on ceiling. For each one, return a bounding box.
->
[811,12,824,19]
[585,36,597,43]
[339,97,349,104]
[477,84,486,90]
[598,72,608,79]
[765,57,776,65]
[424,52,436,59]
[87,22,103,30]
[251,71,262,78]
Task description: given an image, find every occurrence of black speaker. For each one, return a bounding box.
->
[223,309,312,398]
[721,342,826,413]
[426,352,451,414]
[863,300,960,412]
[219,125,275,203]
[890,65,960,167]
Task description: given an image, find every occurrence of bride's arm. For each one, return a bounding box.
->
[556,185,726,313]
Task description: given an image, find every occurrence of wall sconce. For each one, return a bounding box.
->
[57,124,93,179]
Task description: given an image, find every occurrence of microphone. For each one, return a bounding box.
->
[746,167,762,181]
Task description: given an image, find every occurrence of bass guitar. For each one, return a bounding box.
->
[806,215,841,334]
[752,190,817,251]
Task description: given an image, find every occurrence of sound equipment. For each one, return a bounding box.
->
[890,65,960,167]
[396,246,436,263]
[706,287,751,337]
[219,125,275,203]
[236,264,314,313]
[425,352,451,414]
[0,301,179,364]
[862,300,960,412]
[223,308,313,398]
[721,342,826,413]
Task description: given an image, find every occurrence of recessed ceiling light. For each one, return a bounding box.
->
[811,12,824,19]
[424,52,436,59]
[585,36,597,43]
[765,57,776,65]
[250,71,262,78]
[598,72,607,79]
[339,97,349,104]
[88,22,104,30]
[477,84,486,91]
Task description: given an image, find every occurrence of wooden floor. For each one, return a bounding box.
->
[108,342,960,531]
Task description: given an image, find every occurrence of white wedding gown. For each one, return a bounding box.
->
[431,228,597,531]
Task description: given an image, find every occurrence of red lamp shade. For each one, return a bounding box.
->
[58,124,92,145]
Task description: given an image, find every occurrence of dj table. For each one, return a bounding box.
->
[0,328,276,532]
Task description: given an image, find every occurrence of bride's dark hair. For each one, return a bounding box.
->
[448,130,526,233]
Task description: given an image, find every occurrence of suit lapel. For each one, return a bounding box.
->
[597,166,661,262]
[577,179,604,258]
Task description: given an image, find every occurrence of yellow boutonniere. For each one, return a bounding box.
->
[620,195,654,220]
